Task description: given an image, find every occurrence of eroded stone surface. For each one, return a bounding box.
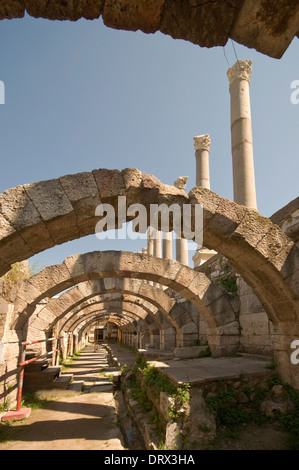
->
[1,0,297,58]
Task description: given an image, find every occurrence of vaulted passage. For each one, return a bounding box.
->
[0,169,298,393]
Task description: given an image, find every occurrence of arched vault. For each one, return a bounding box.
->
[14,250,237,337]
[60,297,166,333]
[29,278,178,333]
[1,168,298,328]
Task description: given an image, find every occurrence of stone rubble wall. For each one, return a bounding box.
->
[197,253,273,357]
[121,362,279,449]
[0,299,20,410]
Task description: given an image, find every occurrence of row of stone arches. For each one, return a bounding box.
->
[14,250,239,354]
[0,169,298,390]
[1,169,297,324]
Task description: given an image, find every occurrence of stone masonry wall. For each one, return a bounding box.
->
[196,254,273,357]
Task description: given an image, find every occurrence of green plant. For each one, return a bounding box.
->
[149,408,167,446]
[197,423,211,433]
[219,275,238,293]
[61,347,85,369]
[224,427,240,440]
[266,357,276,370]
[129,383,152,413]
[205,385,268,428]
[0,401,9,413]
[1,262,30,285]
[267,374,283,388]
[0,421,24,443]
[21,392,49,410]
[198,346,211,358]
[120,343,137,355]
[278,382,299,449]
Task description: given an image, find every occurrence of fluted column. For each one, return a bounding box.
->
[227,60,257,210]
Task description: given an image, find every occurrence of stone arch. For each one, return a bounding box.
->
[52,296,175,350]
[1,168,297,328]
[69,307,154,349]
[27,278,188,347]
[77,314,138,349]
[1,169,298,385]
[59,298,164,333]
[30,277,178,333]
[68,307,148,335]
[71,308,145,333]
[14,250,238,352]
[31,296,160,346]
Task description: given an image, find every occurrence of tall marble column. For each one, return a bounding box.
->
[147,228,154,256]
[176,236,189,266]
[147,228,154,285]
[192,134,216,267]
[162,231,172,259]
[194,134,211,189]
[153,229,162,258]
[173,179,189,266]
[227,60,257,210]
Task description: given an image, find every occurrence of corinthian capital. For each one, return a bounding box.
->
[227,60,252,86]
[193,134,211,152]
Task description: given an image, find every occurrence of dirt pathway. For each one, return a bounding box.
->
[0,345,126,450]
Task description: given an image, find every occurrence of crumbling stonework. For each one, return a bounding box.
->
[0,1,298,58]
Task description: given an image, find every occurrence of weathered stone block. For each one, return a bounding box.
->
[60,171,102,237]
[0,0,24,18]
[26,0,105,20]
[0,214,35,264]
[0,186,55,253]
[24,179,79,244]
[103,0,164,34]
[174,345,207,359]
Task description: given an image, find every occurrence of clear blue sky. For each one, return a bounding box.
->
[0,14,298,270]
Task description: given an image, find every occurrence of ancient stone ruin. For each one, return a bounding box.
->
[0,1,298,450]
